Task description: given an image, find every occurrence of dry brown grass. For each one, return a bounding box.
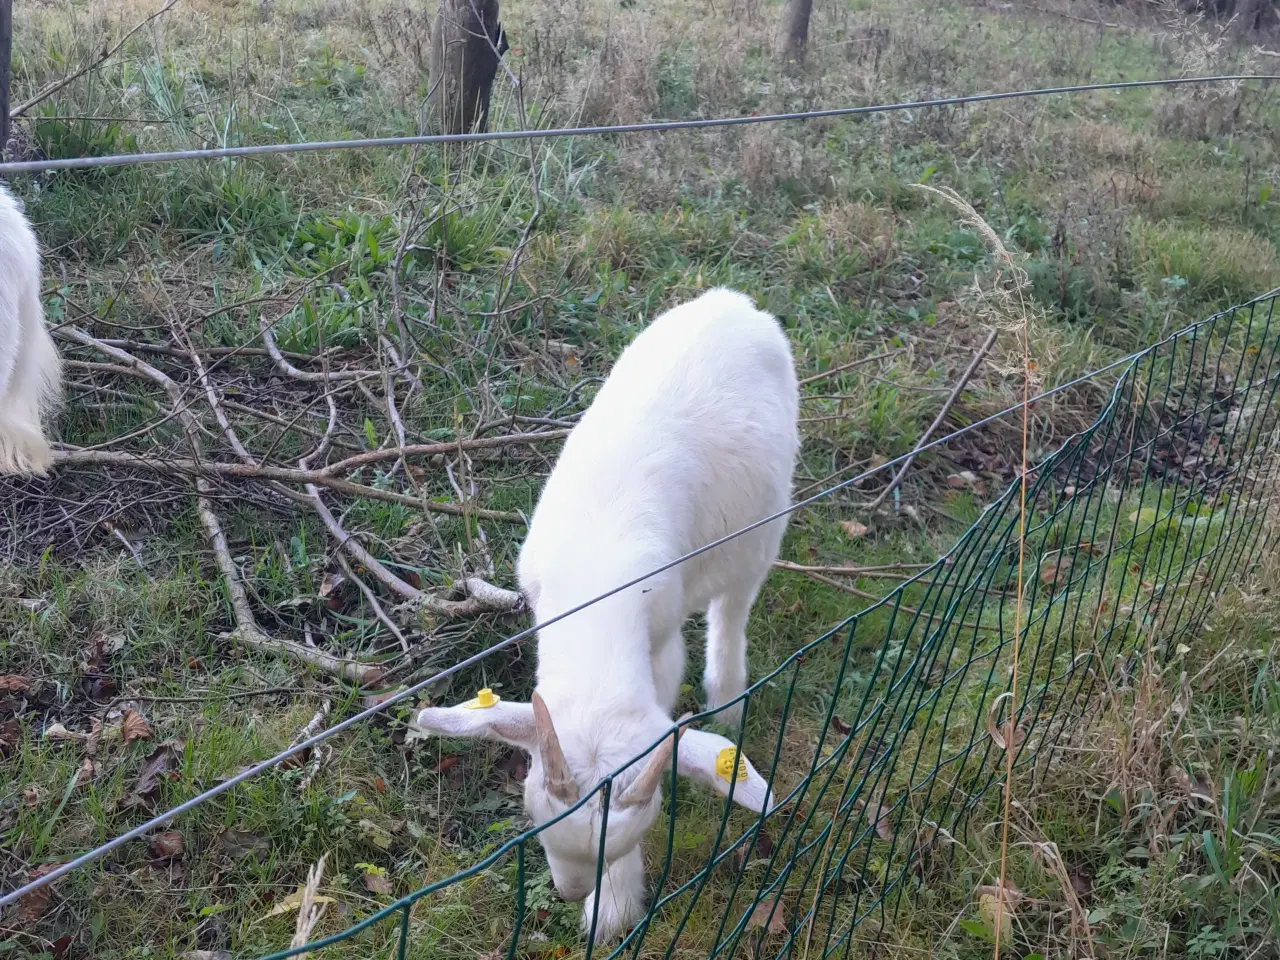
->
[1072,120,1157,165]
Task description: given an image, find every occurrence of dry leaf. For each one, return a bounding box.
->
[733,829,775,871]
[362,870,393,895]
[261,885,336,919]
[745,899,789,937]
[216,827,269,861]
[121,709,153,743]
[45,722,89,742]
[76,757,99,786]
[1039,555,1072,588]
[839,520,869,539]
[359,819,394,850]
[946,470,982,492]
[23,785,42,808]
[985,693,1027,753]
[150,830,185,858]
[856,791,895,840]
[0,674,31,693]
[976,883,1021,944]
[121,740,183,809]
[318,570,345,598]
[0,717,21,757]
[13,862,60,928]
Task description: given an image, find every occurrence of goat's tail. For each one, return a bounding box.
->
[0,270,61,476]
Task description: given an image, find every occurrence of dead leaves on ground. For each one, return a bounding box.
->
[0,674,31,693]
[121,708,152,743]
[12,862,61,928]
[121,740,184,810]
[149,829,185,859]
[745,895,791,940]
[0,716,21,757]
[839,520,869,539]
[216,827,270,863]
[971,881,1023,945]
[358,863,393,896]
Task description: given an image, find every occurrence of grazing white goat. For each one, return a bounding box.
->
[414,287,799,941]
[0,183,60,475]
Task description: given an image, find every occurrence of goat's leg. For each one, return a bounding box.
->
[581,846,647,943]
[651,631,685,715]
[703,584,759,729]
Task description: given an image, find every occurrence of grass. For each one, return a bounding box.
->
[2,0,1280,958]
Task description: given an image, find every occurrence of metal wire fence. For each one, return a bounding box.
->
[250,291,1280,960]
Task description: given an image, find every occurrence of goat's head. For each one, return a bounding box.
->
[414,691,770,902]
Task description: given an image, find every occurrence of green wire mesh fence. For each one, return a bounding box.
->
[261,291,1280,960]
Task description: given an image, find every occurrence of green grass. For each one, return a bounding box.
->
[2,0,1279,958]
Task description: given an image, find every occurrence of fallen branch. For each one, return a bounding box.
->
[52,448,526,522]
[59,325,385,685]
[259,310,381,383]
[317,429,569,477]
[862,328,998,512]
[400,576,524,620]
[196,462,383,685]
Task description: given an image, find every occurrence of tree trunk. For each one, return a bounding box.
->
[429,0,508,136]
[781,0,814,65]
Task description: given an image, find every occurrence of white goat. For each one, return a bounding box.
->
[414,287,799,941]
[0,182,60,475]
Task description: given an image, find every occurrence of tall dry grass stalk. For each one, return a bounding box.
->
[910,182,1038,960]
[290,854,329,959]
[909,183,1052,393]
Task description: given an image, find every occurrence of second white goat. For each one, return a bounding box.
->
[414,287,799,942]
[0,182,60,475]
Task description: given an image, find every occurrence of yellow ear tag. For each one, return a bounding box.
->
[463,688,500,710]
[715,747,749,783]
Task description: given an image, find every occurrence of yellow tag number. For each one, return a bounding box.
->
[716,747,749,783]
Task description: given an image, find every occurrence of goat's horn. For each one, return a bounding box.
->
[617,713,692,810]
[531,691,579,806]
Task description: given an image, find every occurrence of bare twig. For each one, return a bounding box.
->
[337,553,411,653]
[53,448,526,522]
[862,328,998,511]
[798,349,904,387]
[401,576,524,619]
[59,326,383,685]
[259,309,380,383]
[195,466,382,684]
[110,525,154,582]
[773,560,935,576]
[316,429,569,477]
[10,0,183,119]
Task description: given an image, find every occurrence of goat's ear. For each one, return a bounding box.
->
[413,698,537,751]
[676,729,773,814]
[615,713,693,810]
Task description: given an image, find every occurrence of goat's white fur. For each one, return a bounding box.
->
[0,183,60,475]
[415,288,798,942]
